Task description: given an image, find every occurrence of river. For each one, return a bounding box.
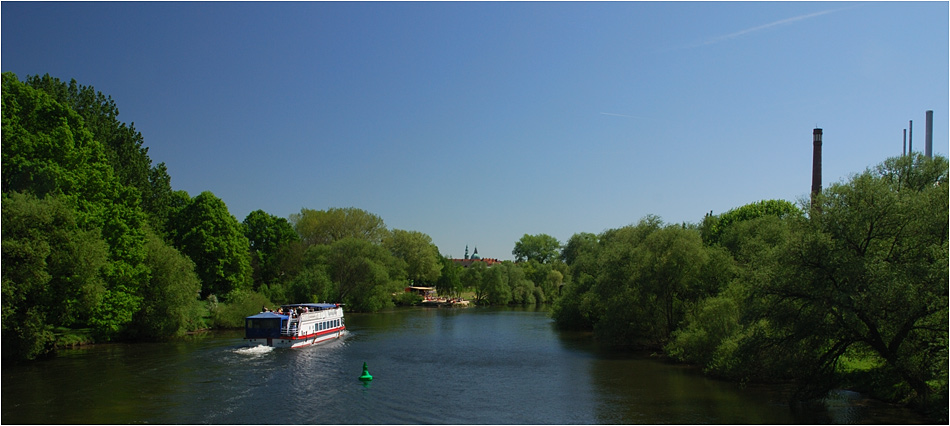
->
[1,306,930,424]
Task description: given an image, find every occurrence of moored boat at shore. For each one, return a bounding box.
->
[245,303,345,348]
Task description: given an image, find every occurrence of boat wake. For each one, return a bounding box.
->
[234,344,275,356]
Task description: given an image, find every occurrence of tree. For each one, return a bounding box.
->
[1,192,109,360]
[243,210,299,289]
[130,230,202,338]
[633,225,712,342]
[170,191,252,300]
[3,73,149,339]
[383,229,442,284]
[481,263,512,305]
[553,232,601,329]
[761,154,948,400]
[23,74,175,236]
[436,256,462,298]
[504,261,538,304]
[561,232,598,268]
[512,233,561,263]
[461,261,488,302]
[306,237,405,312]
[290,207,387,246]
[285,267,334,305]
[700,199,801,246]
[553,216,721,346]
[2,72,115,208]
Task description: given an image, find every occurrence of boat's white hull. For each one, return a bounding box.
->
[245,303,346,349]
[246,327,346,348]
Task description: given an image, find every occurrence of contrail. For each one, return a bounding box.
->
[687,7,850,48]
[600,112,646,119]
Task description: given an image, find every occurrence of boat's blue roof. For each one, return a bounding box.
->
[246,312,287,320]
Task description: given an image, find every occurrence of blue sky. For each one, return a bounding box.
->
[3,1,947,260]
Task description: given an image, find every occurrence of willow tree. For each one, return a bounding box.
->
[765,154,948,401]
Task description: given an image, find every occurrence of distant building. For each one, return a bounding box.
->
[451,245,502,268]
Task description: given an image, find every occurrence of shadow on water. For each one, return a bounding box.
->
[553,327,931,424]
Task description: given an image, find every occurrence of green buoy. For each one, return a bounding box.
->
[359,361,373,382]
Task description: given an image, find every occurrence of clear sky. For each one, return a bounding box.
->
[3,1,947,260]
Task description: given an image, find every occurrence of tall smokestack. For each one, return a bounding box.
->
[903,129,907,156]
[909,120,913,154]
[925,110,933,158]
[812,128,822,202]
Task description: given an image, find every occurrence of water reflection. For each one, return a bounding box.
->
[0,307,933,425]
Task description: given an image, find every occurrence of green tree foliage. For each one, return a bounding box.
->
[1,192,108,360]
[383,229,442,284]
[435,256,463,298]
[553,232,601,329]
[22,74,175,237]
[553,216,729,347]
[130,230,203,338]
[481,262,513,305]
[209,290,273,329]
[170,191,252,300]
[761,154,948,400]
[305,237,406,312]
[506,261,543,304]
[518,260,567,303]
[2,73,149,340]
[512,233,561,263]
[259,240,307,304]
[700,199,801,246]
[665,155,948,415]
[285,267,335,304]
[3,74,112,200]
[461,261,488,302]
[291,207,387,246]
[551,272,599,330]
[560,232,598,273]
[243,209,299,289]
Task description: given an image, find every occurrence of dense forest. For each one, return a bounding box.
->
[2,73,946,418]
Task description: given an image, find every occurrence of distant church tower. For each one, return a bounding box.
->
[464,245,470,260]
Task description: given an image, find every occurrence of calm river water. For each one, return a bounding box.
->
[1,306,930,424]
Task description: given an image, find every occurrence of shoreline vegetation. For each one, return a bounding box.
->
[2,73,947,421]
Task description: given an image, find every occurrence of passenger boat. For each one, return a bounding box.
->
[244,303,345,348]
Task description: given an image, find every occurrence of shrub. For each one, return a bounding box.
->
[209,291,272,329]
